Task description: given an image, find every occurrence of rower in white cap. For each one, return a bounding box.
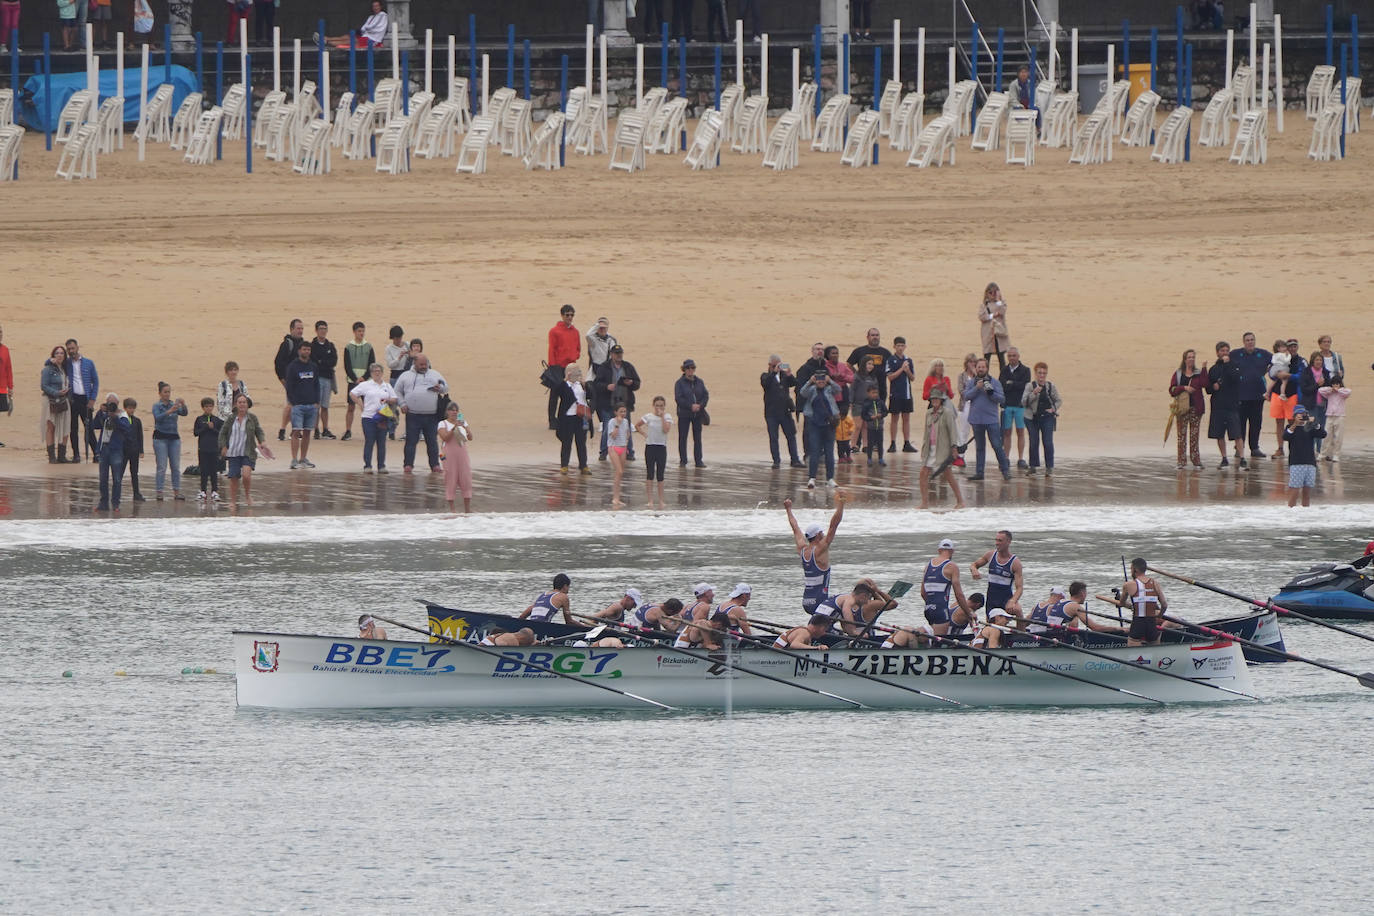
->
[589,587,645,622]
[358,614,388,640]
[783,489,846,613]
[717,583,754,636]
[1026,584,1072,633]
[673,583,718,649]
[920,538,975,635]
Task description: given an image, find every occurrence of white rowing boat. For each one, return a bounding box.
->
[232,631,1254,710]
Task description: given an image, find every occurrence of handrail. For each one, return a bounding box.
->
[952,0,999,98]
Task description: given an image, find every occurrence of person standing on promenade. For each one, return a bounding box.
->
[1284,406,1326,508]
[962,358,1010,482]
[978,283,1011,373]
[121,397,146,502]
[798,368,839,489]
[215,362,248,421]
[1318,375,1351,462]
[284,342,320,470]
[219,393,274,507]
[341,322,375,442]
[884,338,916,453]
[554,365,591,475]
[1207,341,1244,469]
[438,401,474,513]
[273,319,305,442]
[150,381,188,500]
[64,338,99,463]
[311,321,339,441]
[1023,362,1061,476]
[635,395,672,509]
[783,489,844,612]
[394,353,448,474]
[0,325,12,449]
[593,344,640,462]
[40,346,71,464]
[918,389,964,510]
[999,346,1031,470]
[674,359,709,468]
[93,393,131,513]
[349,363,399,473]
[1169,349,1206,470]
[761,355,801,469]
[547,305,581,431]
[1232,332,1270,459]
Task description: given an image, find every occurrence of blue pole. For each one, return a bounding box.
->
[1325,6,1334,67]
[195,32,203,92]
[523,39,531,100]
[1340,43,1347,158]
[813,24,822,117]
[468,14,478,114]
[506,24,515,89]
[714,43,722,109]
[367,42,375,100]
[873,45,881,164]
[995,28,1004,92]
[1123,20,1131,73]
[164,23,172,85]
[661,22,669,86]
[971,22,980,124]
[42,33,51,152]
[1149,28,1158,93]
[215,41,223,160]
[401,51,410,114]
[559,53,568,167]
[1184,43,1192,162]
[349,32,357,99]
[245,53,253,174]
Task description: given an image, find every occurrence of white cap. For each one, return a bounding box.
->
[625,588,643,605]
[693,582,716,597]
[729,583,752,599]
[1050,585,1067,597]
[938,538,956,550]
[804,524,824,540]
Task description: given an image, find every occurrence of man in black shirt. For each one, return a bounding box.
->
[999,347,1032,469]
[760,355,802,469]
[1206,341,1244,469]
[846,329,893,411]
[311,320,339,441]
[273,318,305,441]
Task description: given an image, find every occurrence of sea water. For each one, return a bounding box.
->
[2,504,1372,914]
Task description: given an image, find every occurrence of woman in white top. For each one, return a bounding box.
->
[438,401,474,513]
[556,365,591,474]
[322,0,388,48]
[634,395,674,510]
[215,361,248,421]
[348,363,398,473]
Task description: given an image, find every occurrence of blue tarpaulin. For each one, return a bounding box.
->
[19,65,200,132]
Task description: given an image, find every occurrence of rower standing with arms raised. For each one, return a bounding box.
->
[519,573,574,626]
[921,538,974,636]
[783,489,845,613]
[970,530,1024,617]
[1115,558,1168,646]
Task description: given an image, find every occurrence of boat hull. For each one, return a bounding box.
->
[1198,611,1287,663]
[232,631,1253,710]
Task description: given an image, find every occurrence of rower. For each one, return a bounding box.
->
[358,615,388,640]
[972,607,1019,649]
[884,594,984,648]
[783,489,845,612]
[969,530,1024,617]
[685,583,716,625]
[1058,581,1121,634]
[820,578,897,637]
[1115,557,1168,646]
[1026,585,1070,634]
[674,610,729,651]
[589,588,644,622]
[479,627,536,647]
[717,583,754,636]
[519,573,573,626]
[921,538,974,635]
[773,614,834,650]
[631,597,683,632]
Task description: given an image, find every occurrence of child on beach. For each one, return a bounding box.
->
[193,397,224,502]
[122,397,146,502]
[1317,375,1351,462]
[606,404,632,510]
[836,413,855,464]
[860,382,887,466]
[635,396,673,510]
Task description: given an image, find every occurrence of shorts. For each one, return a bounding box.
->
[225,456,255,478]
[1128,615,1161,643]
[1001,406,1026,429]
[924,602,952,626]
[1208,408,1241,440]
[611,445,626,457]
[888,397,914,415]
[1269,394,1297,420]
[644,443,666,481]
[317,377,335,408]
[1288,464,1316,489]
[92,4,112,20]
[290,403,319,430]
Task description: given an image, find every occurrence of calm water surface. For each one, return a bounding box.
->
[3,503,1372,914]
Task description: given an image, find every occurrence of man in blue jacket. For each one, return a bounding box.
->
[65,338,99,463]
[962,358,1011,481]
[1232,331,1271,458]
[94,393,132,512]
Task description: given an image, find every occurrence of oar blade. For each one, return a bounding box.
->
[1358,673,1374,691]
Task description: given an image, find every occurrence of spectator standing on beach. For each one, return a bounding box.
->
[999,347,1031,470]
[962,358,1010,481]
[151,381,188,500]
[1232,332,1270,459]
[122,397,146,502]
[1023,362,1062,475]
[341,322,375,442]
[1316,334,1345,379]
[918,389,964,511]
[193,397,224,503]
[1268,339,1304,459]
[884,338,916,453]
[216,361,248,421]
[1207,341,1244,468]
[587,317,617,375]
[438,401,474,513]
[1284,406,1326,508]
[954,352,979,465]
[65,338,99,463]
[394,353,448,473]
[761,355,801,469]
[311,321,339,440]
[823,346,853,418]
[593,344,640,462]
[219,393,274,507]
[40,346,71,464]
[1318,375,1351,462]
[285,341,320,470]
[859,382,887,466]
[922,359,955,406]
[978,283,1011,373]
[674,359,709,468]
[795,342,825,458]
[273,319,305,441]
[1169,349,1206,470]
[635,395,673,509]
[385,325,409,383]
[547,305,581,431]
[0,325,12,449]
[847,327,892,406]
[555,365,591,474]
[798,369,839,489]
[93,393,131,513]
[349,364,398,472]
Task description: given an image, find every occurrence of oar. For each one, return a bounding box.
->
[373,615,677,711]
[577,616,868,710]
[667,616,964,707]
[1149,566,1374,647]
[1088,599,1374,690]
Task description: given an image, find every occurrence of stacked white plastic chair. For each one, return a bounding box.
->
[717,84,743,146]
[1307,105,1344,161]
[563,86,589,146]
[330,92,355,146]
[574,94,607,155]
[811,94,850,152]
[370,78,402,134]
[890,91,925,151]
[1229,108,1267,165]
[265,101,301,162]
[448,76,471,133]
[608,110,647,173]
[500,97,533,156]
[761,110,801,171]
[55,124,99,179]
[406,90,435,135]
[1119,90,1160,147]
[906,113,956,167]
[1068,113,1111,164]
[1040,91,1077,148]
[792,82,818,140]
[375,115,414,173]
[342,101,376,159]
[220,84,247,140]
[1305,65,1335,119]
[683,109,724,170]
[732,95,768,154]
[1150,106,1191,163]
[1228,66,1254,122]
[943,80,977,137]
[969,91,1009,151]
[1004,109,1037,166]
[1107,80,1131,136]
[95,96,124,153]
[876,80,902,137]
[169,91,202,149]
[0,88,13,127]
[456,114,494,174]
[638,86,667,125]
[253,89,287,147]
[645,97,687,154]
[1327,78,1362,133]
[839,109,880,167]
[0,124,24,179]
[296,81,321,125]
[292,119,332,175]
[183,107,224,165]
[55,90,96,144]
[415,100,460,159]
[484,87,515,147]
[522,111,564,170]
[1198,89,1233,146]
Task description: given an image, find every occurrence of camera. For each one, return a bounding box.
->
[982,379,994,392]
[780,363,790,371]
[105,401,118,412]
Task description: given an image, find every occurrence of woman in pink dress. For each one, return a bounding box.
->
[438,401,474,513]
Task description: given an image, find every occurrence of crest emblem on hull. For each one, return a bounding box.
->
[252,641,280,673]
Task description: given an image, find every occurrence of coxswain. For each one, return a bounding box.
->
[773,614,834,650]
[783,489,845,612]
[358,615,387,640]
[1115,558,1168,646]
[479,627,537,647]
[819,578,897,637]
[589,588,644,622]
[969,530,1024,617]
[519,573,573,625]
[1025,585,1071,633]
[717,583,754,636]
[921,538,974,635]
[631,597,683,632]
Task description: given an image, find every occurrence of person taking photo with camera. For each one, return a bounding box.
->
[1283,405,1326,508]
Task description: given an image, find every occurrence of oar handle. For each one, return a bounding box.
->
[1148,566,1197,586]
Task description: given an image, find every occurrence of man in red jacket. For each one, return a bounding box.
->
[547,304,581,430]
[0,324,12,448]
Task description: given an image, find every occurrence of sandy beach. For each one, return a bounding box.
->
[1,114,1370,476]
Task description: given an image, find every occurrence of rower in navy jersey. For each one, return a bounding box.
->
[632,597,683,632]
[672,583,717,647]
[588,588,644,622]
[883,593,985,648]
[716,583,754,636]
[1026,585,1071,633]
[1057,582,1119,634]
[773,614,834,650]
[1114,557,1168,646]
[519,573,573,625]
[970,529,1025,617]
[920,538,974,635]
[817,578,897,637]
[783,489,845,612]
